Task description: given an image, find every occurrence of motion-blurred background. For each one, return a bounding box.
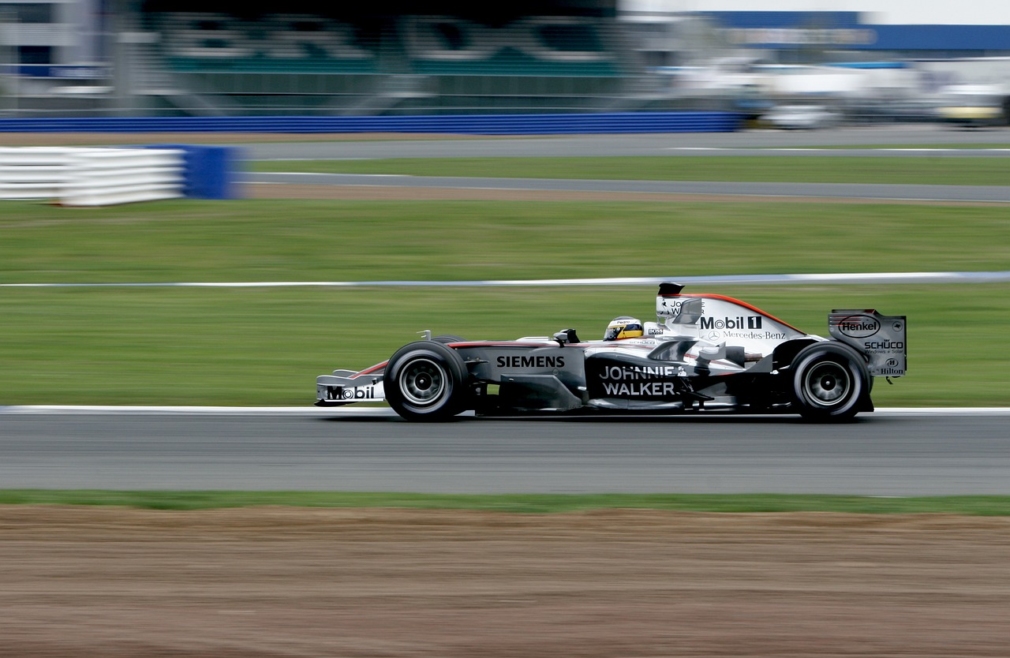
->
[3,6,1010,654]
[2,0,1010,126]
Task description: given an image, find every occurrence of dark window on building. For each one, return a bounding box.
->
[19,45,53,64]
[13,3,54,23]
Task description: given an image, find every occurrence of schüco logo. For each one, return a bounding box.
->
[837,314,880,338]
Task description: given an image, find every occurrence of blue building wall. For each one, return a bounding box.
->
[705,11,1010,53]
[0,112,744,135]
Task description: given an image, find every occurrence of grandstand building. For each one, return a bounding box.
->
[3,0,1010,116]
[116,0,640,116]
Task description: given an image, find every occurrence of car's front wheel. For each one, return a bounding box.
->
[385,341,469,421]
[790,343,870,422]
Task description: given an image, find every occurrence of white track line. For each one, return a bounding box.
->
[874,407,1010,416]
[1,406,1008,416]
[3,271,1010,289]
[0,405,396,416]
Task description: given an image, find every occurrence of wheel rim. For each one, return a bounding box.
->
[803,361,851,407]
[399,358,447,407]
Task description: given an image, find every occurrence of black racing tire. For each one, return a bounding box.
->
[385,341,469,421]
[790,342,870,423]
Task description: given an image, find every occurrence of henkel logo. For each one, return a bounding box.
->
[837,314,880,338]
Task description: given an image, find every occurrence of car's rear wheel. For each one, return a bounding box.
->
[790,342,869,422]
[385,341,468,421]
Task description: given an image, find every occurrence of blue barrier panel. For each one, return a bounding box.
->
[148,144,241,200]
[0,112,743,135]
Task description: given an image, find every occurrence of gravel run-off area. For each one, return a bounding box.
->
[1,506,1008,657]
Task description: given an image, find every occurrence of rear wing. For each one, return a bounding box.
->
[828,310,906,377]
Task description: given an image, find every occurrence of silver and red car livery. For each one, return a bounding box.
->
[316,283,906,422]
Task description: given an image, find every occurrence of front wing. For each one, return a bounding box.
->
[316,368,386,406]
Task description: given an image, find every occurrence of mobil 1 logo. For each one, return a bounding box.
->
[700,315,763,331]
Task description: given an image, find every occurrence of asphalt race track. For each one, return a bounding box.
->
[1,410,1008,495]
[247,124,1010,160]
[7,126,1009,496]
[247,123,1010,203]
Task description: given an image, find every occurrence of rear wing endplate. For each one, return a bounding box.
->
[828,310,906,377]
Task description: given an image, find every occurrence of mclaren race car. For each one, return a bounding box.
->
[316,283,906,422]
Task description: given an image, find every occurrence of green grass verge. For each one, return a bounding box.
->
[2,284,1009,406]
[250,156,1010,186]
[2,199,1008,406]
[2,490,1009,514]
[3,199,1009,283]
[792,144,1010,150]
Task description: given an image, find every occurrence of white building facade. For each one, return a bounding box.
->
[620,0,1010,62]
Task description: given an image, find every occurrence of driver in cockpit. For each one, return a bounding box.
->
[603,316,644,341]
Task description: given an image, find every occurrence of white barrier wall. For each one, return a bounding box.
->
[0,147,184,206]
[61,149,184,206]
[0,147,69,200]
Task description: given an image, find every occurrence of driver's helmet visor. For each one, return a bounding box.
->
[604,326,622,341]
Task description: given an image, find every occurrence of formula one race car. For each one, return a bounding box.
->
[316,284,906,422]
